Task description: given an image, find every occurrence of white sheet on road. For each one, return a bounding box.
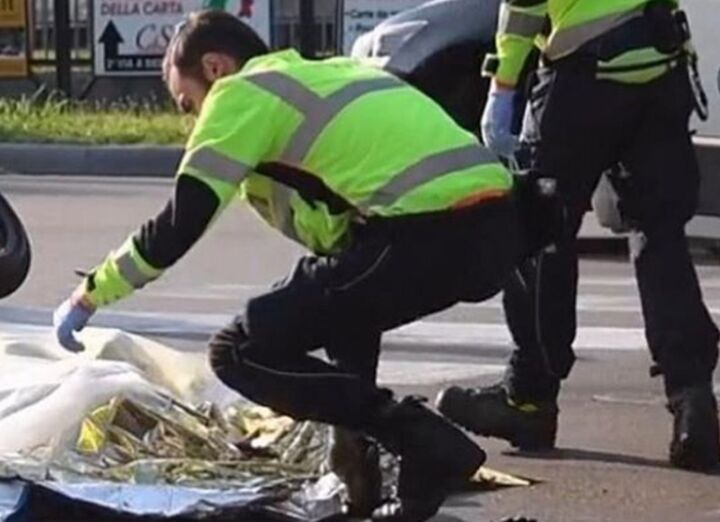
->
[0,324,221,455]
[0,323,341,521]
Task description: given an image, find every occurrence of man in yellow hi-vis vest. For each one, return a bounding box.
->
[52,10,519,522]
[437,0,720,471]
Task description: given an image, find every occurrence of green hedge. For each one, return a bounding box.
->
[0,96,192,145]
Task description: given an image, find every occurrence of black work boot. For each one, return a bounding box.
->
[668,384,720,471]
[329,427,383,518]
[436,384,558,450]
[368,396,486,522]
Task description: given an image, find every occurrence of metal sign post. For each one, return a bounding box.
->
[299,0,315,58]
[54,0,72,95]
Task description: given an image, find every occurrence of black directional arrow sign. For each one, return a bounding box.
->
[98,20,163,74]
[99,21,124,59]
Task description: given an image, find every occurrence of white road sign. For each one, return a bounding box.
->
[93,0,271,77]
[341,0,425,54]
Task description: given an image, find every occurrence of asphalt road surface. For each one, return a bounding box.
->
[2,175,720,522]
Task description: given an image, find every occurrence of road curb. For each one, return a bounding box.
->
[0,143,182,177]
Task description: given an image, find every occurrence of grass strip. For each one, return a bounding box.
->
[0,95,192,145]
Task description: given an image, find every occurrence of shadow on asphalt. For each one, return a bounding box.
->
[503,447,670,470]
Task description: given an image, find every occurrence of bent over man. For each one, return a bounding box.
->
[438,0,720,470]
[53,10,520,521]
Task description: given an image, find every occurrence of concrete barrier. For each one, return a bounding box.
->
[0,144,181,178]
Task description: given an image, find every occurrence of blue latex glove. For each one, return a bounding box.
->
[53,297,94,352]
[481,85,519,159]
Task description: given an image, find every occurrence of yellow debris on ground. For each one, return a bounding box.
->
[74,396,327,486]
[75,395,534,491]
[473,467,535,488]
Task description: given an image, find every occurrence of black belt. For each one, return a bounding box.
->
[540,4,707,120]
[356,194,513,235]
[543,1,688,67]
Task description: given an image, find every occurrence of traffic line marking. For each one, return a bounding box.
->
[0,306,651,352]
[390,322,647,351]
[378,360,504,386]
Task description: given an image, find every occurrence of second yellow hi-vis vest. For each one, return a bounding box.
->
[493,0,682,86]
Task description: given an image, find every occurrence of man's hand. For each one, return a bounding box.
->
[53,293,95,352]
[481,82,518,159]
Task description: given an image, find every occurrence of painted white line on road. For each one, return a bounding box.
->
[97,310,648,351]
[578,276,720,290]
[378,361,504,386]
[1,306,649,351]
[144,286,720,316]
[144,283,266,300]
[144,291,251,300]
[150,277,720,297]
[458,297,720,315]
[390,322,647,351]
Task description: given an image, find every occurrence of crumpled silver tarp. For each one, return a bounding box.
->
[0,323,343,521]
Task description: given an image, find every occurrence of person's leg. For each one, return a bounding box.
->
[438,206,585,450]
[325,332,384,517]
[211,202,515,420]
[209,200,518,520]
[619,66,720,470]
[506,66,623,400]
[438,66,625,449]
[503,205,585,402]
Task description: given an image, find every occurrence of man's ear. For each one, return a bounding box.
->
[201,53,238,82]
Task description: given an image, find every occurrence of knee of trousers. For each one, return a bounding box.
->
[209,320,246,379]
[208,319,262,396]
[208,318,299,408]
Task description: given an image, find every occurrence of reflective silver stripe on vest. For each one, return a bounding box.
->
[116,252,156,289]
[185,147,252,185]
[499,4,546,37]
[246,72,405,163]
[364,144,498,209]
[285,77,402,163]
[245,72,319,114]
[544,6,645,60]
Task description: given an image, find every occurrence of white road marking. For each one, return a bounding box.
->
[144,285,720,315]
[578,276,720,290]
[87,309,649,351]
[390,322,647,351]
[377,361,504,386]
[458,297,720,315]
[144,283,266,300]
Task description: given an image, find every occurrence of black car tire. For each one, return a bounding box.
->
[0,192,31,298]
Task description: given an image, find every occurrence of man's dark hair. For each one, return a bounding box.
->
[165,9,269,80]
